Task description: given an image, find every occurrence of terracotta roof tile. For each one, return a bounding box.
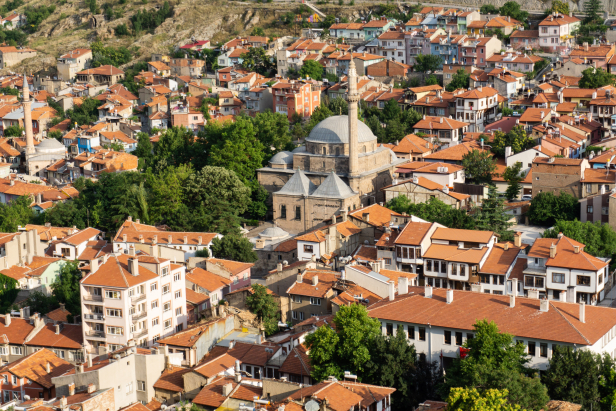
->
[153,366,191,392]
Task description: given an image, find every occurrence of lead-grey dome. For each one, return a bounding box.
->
[36,138,66,153]
[269,151,293,165]
[259,226,289,240]
[306,115,376,144]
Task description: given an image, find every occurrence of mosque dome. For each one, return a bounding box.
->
[306,115,377,144]
[259,226,290,240]
[35,138,66,154]
[269,151,294,165]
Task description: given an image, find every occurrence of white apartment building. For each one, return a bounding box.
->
[377,30,407,65]
[454,86,500,132]
[80,253,188,354]
[48,227,101,259]
[368,285,616,370]
[538,13,580,52]
[524,234,610,304]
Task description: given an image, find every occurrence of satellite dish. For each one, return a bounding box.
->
[305,400,319,411]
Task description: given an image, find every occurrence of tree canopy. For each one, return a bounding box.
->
[527,192,579,226]
[543,219,616,259]
[579,67,616,89]
[300,60,324,80]
[462,149,497,185]
[415,54,443,73]
[446,69,470,92]
[246,284,279,336]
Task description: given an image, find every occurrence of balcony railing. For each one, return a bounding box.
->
[83,294,103,302]
[131,294,146,304]
[132,311,147,322]
[86,330,105,338]
[133,328,148,339]
[83,314,104,321]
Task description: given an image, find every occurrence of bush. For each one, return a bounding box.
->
[114,23,129,36]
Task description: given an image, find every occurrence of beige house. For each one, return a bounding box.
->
[286,270,338,324]
[383,176,470,208]
[57,49,92,81]
[76,65,125,85]
[0,46,36,68]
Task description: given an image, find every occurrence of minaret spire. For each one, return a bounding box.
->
[347,55,360,190]
[23,74,35,156]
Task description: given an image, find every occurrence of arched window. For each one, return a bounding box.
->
[362,146,367,153]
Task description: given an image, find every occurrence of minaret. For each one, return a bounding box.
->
[347,57,360,191]
[23,74,35,156]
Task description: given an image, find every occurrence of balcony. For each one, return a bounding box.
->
[83,314,105,321]
[131,294,146,304]
[462,52,477,57]
[86,330,105,338]
[133,328,148,339]
[132,311,147,322]
[83,294,103,302]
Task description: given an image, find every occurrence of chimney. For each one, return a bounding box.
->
[514,232,521,247]
[297,273,303,283]
[342,211,348,222]
[183,236,188,245]
[4,313,10,327]
[87,384,96,394]
[55,324,61,335]
[574,245,580,254]
[579,301,586,323]
[504,243,509,251]
[510,294,515,308]
[87,354,93,368]
[168,235,173,244]
[60,397,67,409]
[362,213,370,222]
[540,298,549,312]
[198,236,202,245]
[46,362,50,373]
[560,290,567,302]
[234,360,242,383]
[446,288,453,304]
[139,234,144,243]
[425,285,432,298]
[505,146,512,158]
[388,281,395,301]
[512,278,518,296]
[128,257,139,276]
[549,243,556,258]
[68,383,75,396]
[90,258,99,273]
[399,277,409,295]
[312,275,318,286]
[127,216,132,222]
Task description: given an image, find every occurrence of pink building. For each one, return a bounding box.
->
[170,108,204,133]
[271,80,321,120]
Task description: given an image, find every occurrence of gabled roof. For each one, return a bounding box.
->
[153,366,191,392]
[0,348,73,388]
[528,236,608,271]
[186,267,231,292]
[275,168,316,196]
[287,270,338,298]
[80,254,161,288]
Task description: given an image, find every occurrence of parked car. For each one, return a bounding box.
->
[521,194,532,201]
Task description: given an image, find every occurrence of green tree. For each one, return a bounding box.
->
[542,346,605,410]
[414,54,443,73]
[503,162,524,200]
[48,130,63,141]
[300,59,324,80]
[366,115,386,142]
[579,67,616,88]
[491,126,536,157]
[480,4,499,14]
[387,196,476,230]
[328,96,348,116]
[441,320,549,411]
[23,291,58,316]
[133,131,153,169]
[305,304,381,381]
[584,0,604,25]
[543,220,616,259]
[240,47,274,75]
[447,388,525,411]
[210,233,258,263]
[251,111,293,163]
[425,75,439,86]
[3,125,23,137]
[184,166,252,216]
[462,149,497,185]
[473,185,514,241]
[251,27,265,36]
[39,200,88,229]
[382,99,402,122]
[66,97,101,125]
[499,1,529,24]
[246,284,280,336]
[0,196,34,232]
[600,354,616,410]
[549,0,570,14]
[51,261,82,320]
[527,191,579,226]
[446,69,470,92]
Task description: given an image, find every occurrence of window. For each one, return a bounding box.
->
[152,318,159,326]
[552,273,565,284]
[577,275,591,286]
[106,309,122,318]
[441,262,447,274]
[107,326,123,335]
[175,290,182,299]
[455,332,463,346]
[175,307,182,316]
[408,325,415,339]
[588,205,594,213]
[53,349,65,359]
[164,319,172,329]
[540,343,548,358]
[303,245,313,253]
[293,295,302,303]
[426,260,432,271]
[599,273,604,284]
[386,323,394,335]
[418,328,427,342]
[444,330,452,345]
[162,267,169,277]
[105,290,120,299]
[126,382,133,394]
[295,206,301,220]
[528,341,536,356]
[153,335,160,343]
[280,205,287,219]
[138,381,146,392]
[12,375,17,385]
[152,300,159,309]
[299,311,304,321]
[310,297,321,305]
[384,258,391,265]
[174,273,181,281]
[466,333,474,340]
[11,346,22,355]
[150,282,158,292]
[162,284,170,295]
[163,302,171,312]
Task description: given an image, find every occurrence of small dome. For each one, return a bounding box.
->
[306,115,377,144]
[292,145,307,153]
[259,226,289,240]
[36,138,66,153]
[269,151,294,165]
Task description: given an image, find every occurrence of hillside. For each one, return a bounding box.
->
[2,0,383,75]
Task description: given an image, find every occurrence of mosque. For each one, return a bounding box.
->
[257,59,405,233]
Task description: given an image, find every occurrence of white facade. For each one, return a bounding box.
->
[506,147,549,175]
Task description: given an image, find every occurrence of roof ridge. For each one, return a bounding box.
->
[114,255,130,287]
[550,301,590,345]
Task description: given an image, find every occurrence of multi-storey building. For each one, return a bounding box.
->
[538,13,580,52]
[430,33,466,67]
[454,86,500,132]
[487,52,543,72]
[271,80,321,120]
[57,49,92,81]
[80,253,188,353]
[377,30,407,65]
[363,17,395,40]
[412,115,470,145]
[531,157,589,198]
[458,36,501,68]
[368,285,616,371]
